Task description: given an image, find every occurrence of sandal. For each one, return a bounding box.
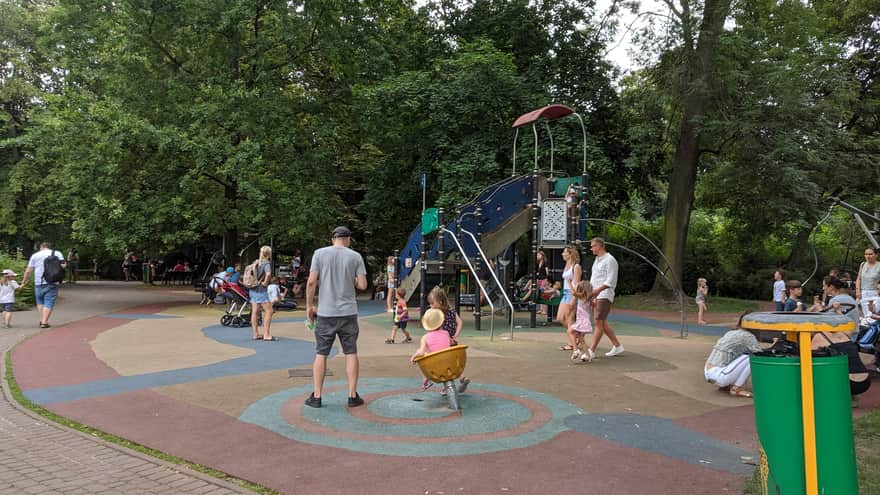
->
[559,344,574,351]
[403,337,413,343]
[729,386,753,398]
[385,339,394,344]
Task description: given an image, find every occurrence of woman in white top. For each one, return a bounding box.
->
[856,246,880,317]
[557,245,581,351]
[385,256,397,312]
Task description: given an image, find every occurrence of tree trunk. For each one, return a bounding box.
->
[651,0,731,297]
[224,179,238,260]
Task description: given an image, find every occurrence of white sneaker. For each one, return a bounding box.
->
[605,345,625,357]
[570,350,582,362]
[581,348,594,363]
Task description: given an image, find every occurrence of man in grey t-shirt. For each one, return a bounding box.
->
[305,226,367,408]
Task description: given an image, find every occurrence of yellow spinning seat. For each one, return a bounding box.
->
[412,345,468,410]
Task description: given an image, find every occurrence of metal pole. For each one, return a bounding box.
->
[530,174,539,329]
[438,208,445,287]
[512,128,519,177]
[454,205,463,316]
[474,206,483,331]
[419,230,427,317]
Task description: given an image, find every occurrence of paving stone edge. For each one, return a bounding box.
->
[1,333,257,495]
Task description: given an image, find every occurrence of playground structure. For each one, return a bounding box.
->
[412,344,469,411]
[393,104,688,340]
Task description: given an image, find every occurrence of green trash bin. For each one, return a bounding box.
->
[750,354,858,494]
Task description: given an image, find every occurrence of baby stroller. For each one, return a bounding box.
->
[217,280,257,327]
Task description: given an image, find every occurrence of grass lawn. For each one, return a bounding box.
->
[743,409,880,494]
[614,293,762,314]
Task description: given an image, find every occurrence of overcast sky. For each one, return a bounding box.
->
[595,0,665,75]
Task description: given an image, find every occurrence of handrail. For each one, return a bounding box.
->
[440,228,494,338]
[460,228,516,341]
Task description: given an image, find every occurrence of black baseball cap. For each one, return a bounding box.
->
[332,226,353,238]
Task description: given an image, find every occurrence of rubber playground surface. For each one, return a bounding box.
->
[11,287,880,495]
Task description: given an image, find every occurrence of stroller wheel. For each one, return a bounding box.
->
[231,316,243,327]
[220,315,233,327]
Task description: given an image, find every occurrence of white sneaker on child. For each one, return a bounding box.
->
[581,348,593,363]
[605,345,625,357]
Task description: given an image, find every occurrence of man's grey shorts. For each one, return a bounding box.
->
[315,315,359,356]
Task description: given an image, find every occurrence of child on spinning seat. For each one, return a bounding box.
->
[428,286,470,393]
[411,308,452,392]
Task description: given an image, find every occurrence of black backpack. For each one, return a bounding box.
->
[43,250,66,284]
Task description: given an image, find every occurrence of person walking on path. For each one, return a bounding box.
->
[305,226,367,408]
[21,242,65,328]
[385,256,397,312]
[248,246,275,341]
[772,270,786,312]
[586,237,624,360]
[856,247,880,317]
[556,246,581,351]
[66,248,79,283]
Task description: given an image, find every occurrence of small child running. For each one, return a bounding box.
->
[0,269,21,328]
[386,287,413,344]
[567,280,594,362]
[428,286,469,393]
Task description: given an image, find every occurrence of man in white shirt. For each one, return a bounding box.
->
[587,237,624,359]
[21,242,66,328]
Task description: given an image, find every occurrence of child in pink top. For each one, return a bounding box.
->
[411,308,451,361]
[411,308,452,391]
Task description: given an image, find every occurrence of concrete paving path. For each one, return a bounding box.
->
[0,282,255,495]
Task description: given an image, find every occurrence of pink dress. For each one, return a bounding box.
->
[570,299,593,333]
[425,330,452,352]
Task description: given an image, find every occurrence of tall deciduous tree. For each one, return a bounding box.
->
[649,0,732,295]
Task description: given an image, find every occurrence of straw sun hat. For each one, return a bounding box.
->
[421,308,446,331]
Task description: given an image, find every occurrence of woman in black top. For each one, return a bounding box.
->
[521,251,550,314]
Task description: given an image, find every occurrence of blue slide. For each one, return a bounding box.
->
[397,174,543,295]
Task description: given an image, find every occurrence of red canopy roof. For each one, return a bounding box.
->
[511,104,575,128]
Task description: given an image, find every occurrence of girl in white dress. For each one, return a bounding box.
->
[566,280,594,362]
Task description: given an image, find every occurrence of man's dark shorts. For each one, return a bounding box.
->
[595,299,612,320]
[395,321,408,330]
[315,315,359,356]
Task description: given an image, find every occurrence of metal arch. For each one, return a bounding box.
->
[804,204,836,288]
[580,217,688,338]
[580,217,682,293]
[603,241,688,338]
